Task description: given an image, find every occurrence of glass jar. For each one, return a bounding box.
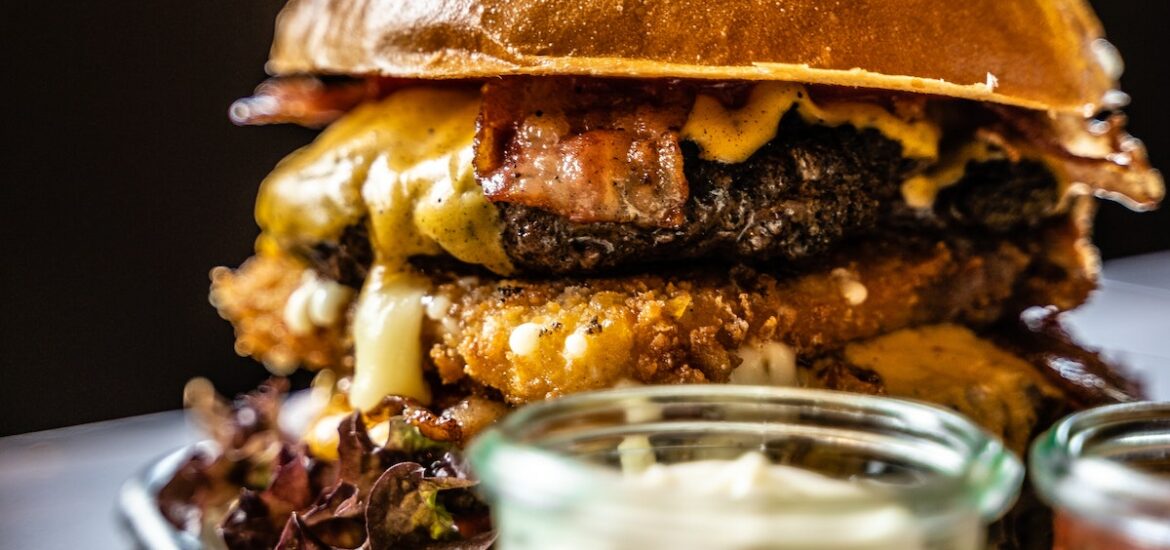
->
[468,385,1023,550]
[1030,401,1170,550]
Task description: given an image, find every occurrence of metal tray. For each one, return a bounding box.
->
[118,442,218,550]
[118,391,316,549]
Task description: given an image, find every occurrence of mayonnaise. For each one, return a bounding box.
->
[617,452,926,550]
[283,270,354,335]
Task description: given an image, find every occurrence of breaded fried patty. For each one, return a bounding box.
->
[214,222,1091,403]
[210,254,350,373]
[429,231,1054,402]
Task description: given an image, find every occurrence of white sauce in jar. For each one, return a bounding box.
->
[614,452,927,550]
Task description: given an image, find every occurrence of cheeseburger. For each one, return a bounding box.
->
[161,0,1163,548]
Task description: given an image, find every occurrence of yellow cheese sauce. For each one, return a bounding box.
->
[681,82,940,164]
[258,87,519,410]
[350,265,432,408]
[256,87,514,275]
[901,141,1002,208]
[843,324,1062,452]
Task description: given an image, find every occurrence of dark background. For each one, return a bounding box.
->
[2,2,1168,436]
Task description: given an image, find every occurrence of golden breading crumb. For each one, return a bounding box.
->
[212,222,1091,404]
[433,237,1034,403]
[210,253,351,373]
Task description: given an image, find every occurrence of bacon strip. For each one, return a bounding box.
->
[476,78,693,228]
[229,77,388,128]
[988,105,1164,210]
[994,308,1144,407]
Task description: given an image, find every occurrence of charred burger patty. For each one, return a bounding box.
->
[487,115,1061,274]
[300,109,1063,280]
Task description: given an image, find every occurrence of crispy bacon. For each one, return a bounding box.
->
[229,77,389,128]
[994,308,1145,407]
[475,78,693,228]
[987,105,1164,210]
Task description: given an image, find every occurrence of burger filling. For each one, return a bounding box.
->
[222,76,1156,442]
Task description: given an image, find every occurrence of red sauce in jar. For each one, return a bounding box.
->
[1054,510,1170,550]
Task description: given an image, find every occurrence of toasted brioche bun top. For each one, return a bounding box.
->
[269,0,1120,114]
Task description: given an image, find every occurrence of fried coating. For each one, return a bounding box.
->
[215,222,1092,404]
[210,253,351,373]
[430,234,1037,403]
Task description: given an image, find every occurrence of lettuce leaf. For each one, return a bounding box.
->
[158,379,494,550]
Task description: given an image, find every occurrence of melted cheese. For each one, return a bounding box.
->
[350,265,431,408]
[307,412,349,460]
[843,324,1063,452]
[283,270,354,335]
[730,341,797,386]
[258,87,524,411]
[901,141,1001,208]
[682,82,940,164]
[830,268,868,306]
[256,87,513,275]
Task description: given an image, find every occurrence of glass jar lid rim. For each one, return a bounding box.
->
[1031,401,1170,520]
[470,385,1022,521]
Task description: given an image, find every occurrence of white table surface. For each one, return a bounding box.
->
[1,252,1167,550]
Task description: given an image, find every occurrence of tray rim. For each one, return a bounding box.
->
[117,441,215,550]
[118,391,316,549]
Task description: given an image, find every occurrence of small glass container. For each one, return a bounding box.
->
[468,385,1023,550]
[1030,401,1170,550]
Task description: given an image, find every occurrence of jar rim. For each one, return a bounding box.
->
[1030,401,1170,537]
[470,385,1022,522]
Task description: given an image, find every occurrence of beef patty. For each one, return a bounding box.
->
[500,113,913,274]
[304,114,1063,283]
[500,112,1061,274]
